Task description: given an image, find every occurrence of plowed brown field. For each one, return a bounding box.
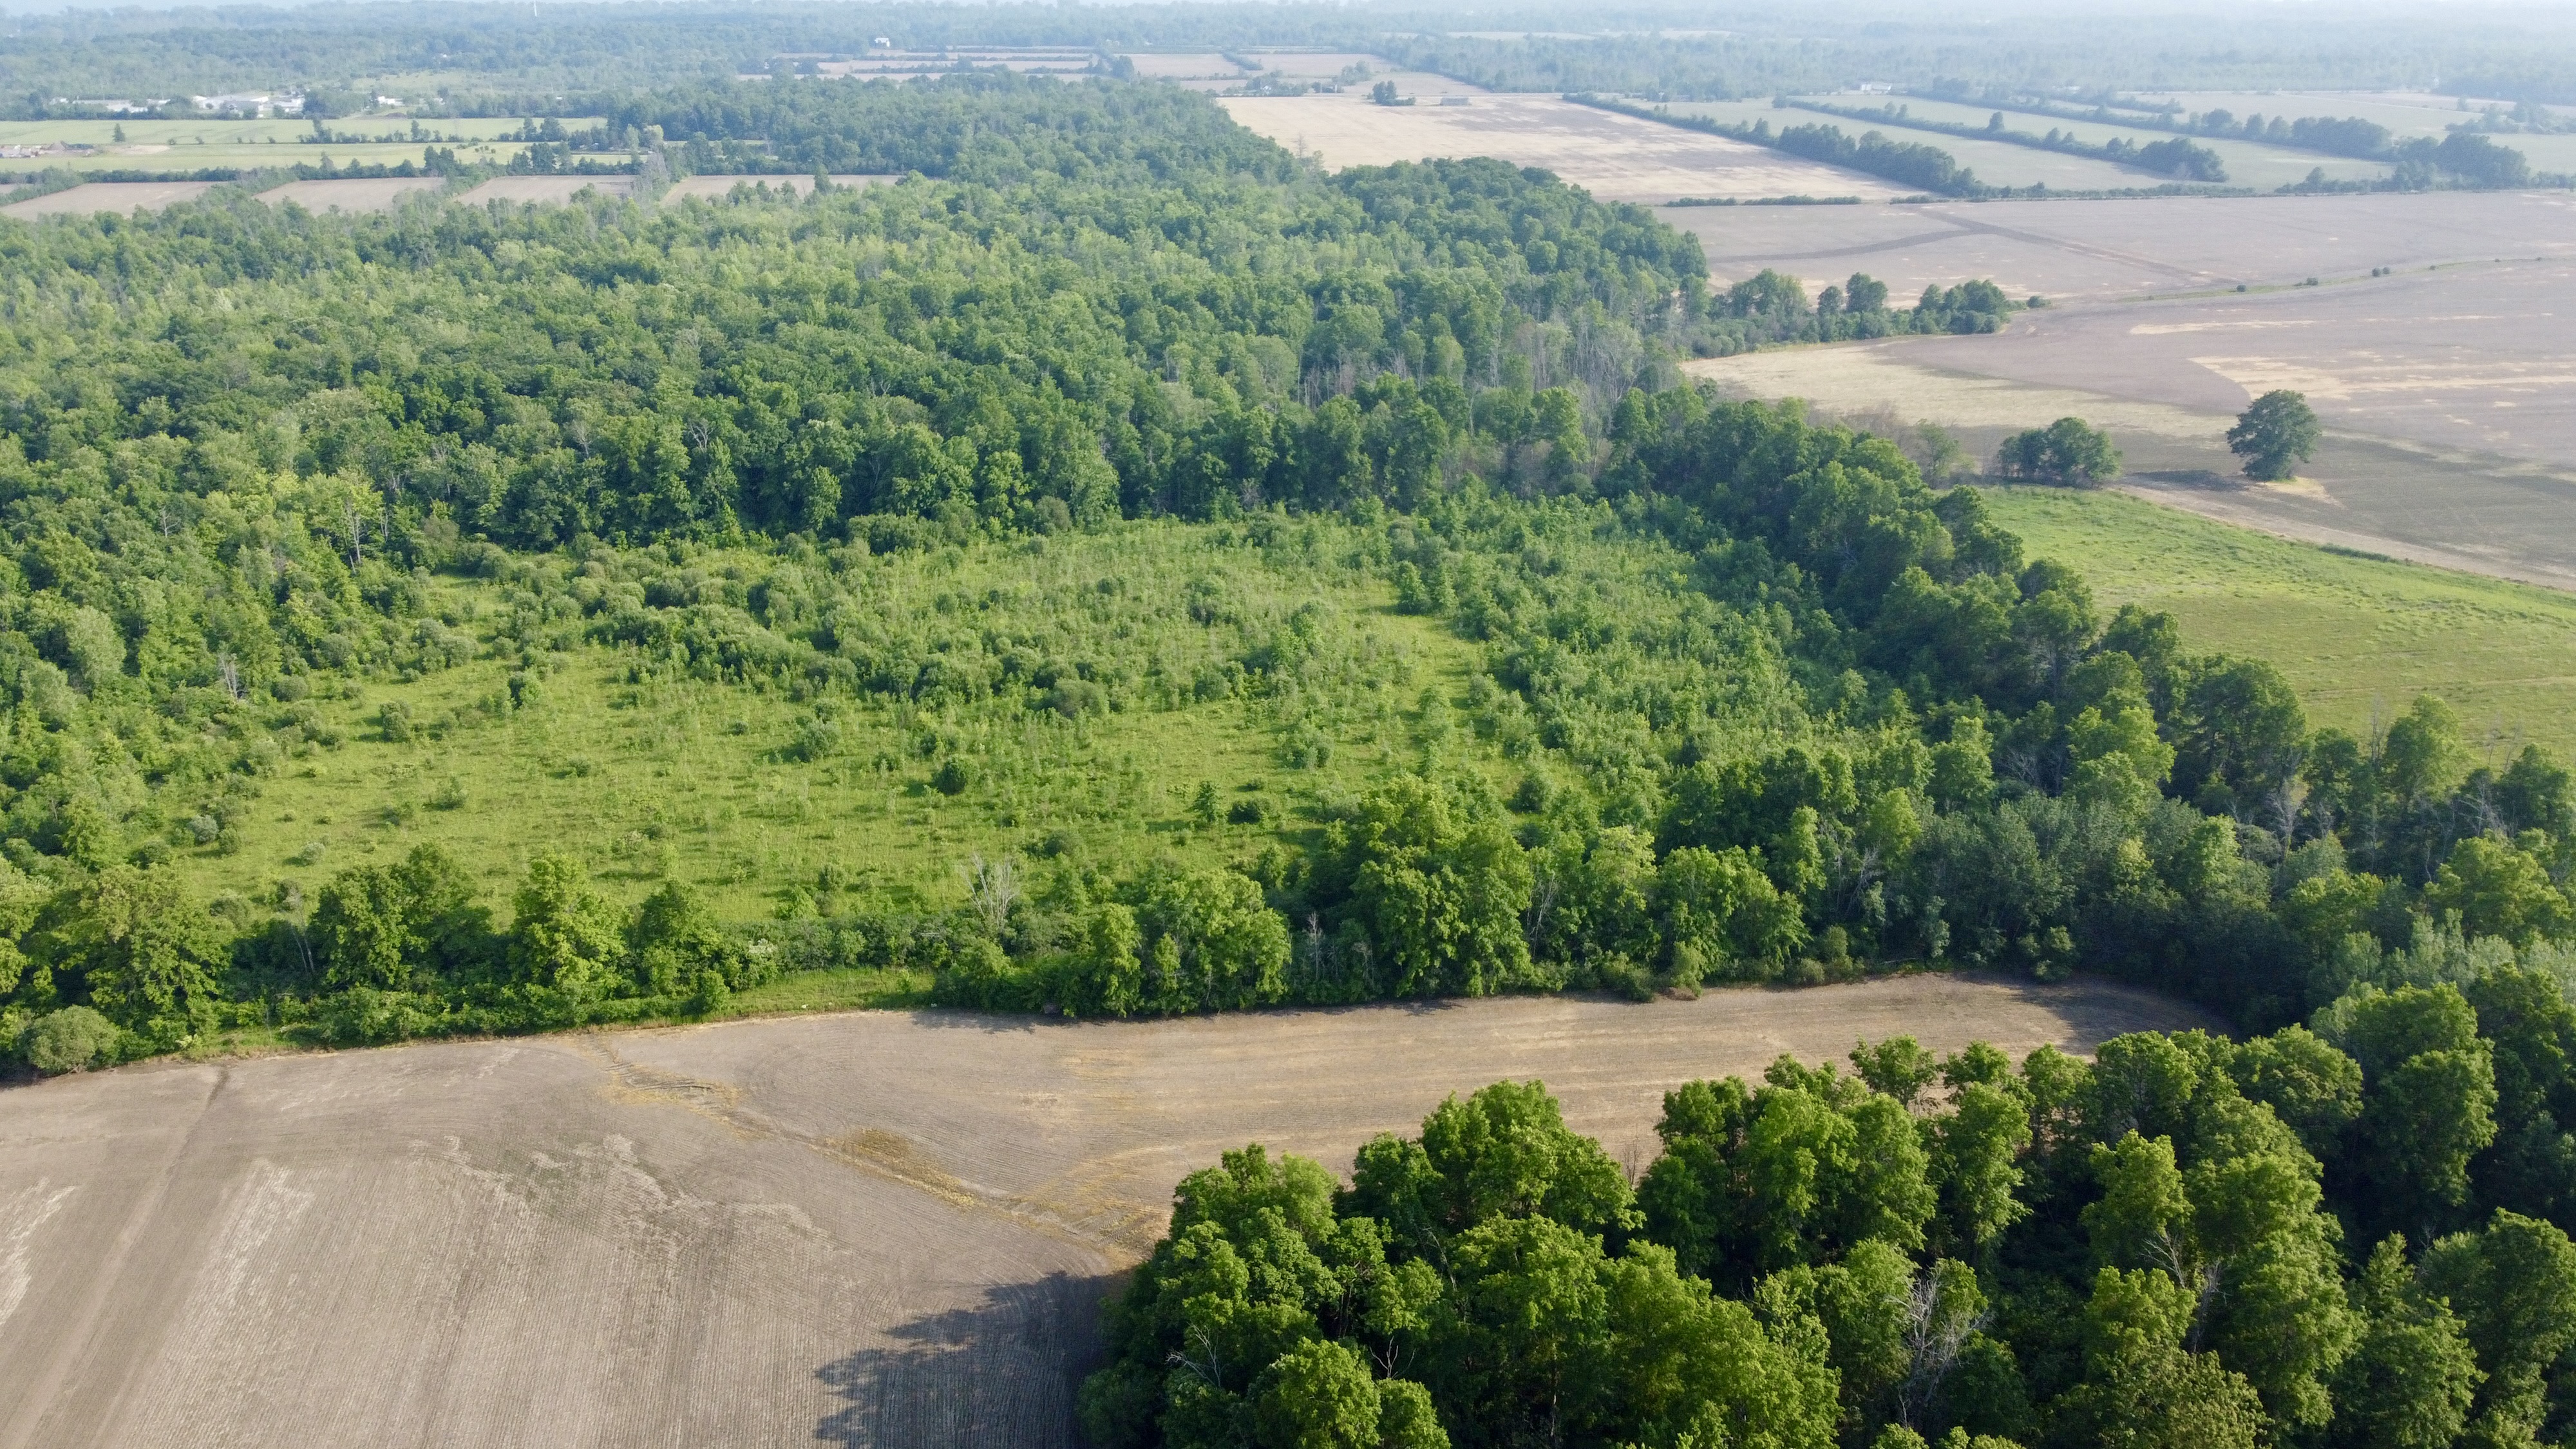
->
[0,974,2204,1448]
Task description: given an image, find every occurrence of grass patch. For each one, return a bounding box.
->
[155,522,1504,929]
[1984,484,2576,757]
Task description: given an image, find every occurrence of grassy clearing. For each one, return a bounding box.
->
[156,525,1499,929]
[1984,484,2576,757]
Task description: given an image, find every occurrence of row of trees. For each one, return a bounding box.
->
[1092,996,2576,1447]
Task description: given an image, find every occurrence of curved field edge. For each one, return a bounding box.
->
[0,974,2209,1446]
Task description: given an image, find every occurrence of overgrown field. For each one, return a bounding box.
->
[154,518,1498,927]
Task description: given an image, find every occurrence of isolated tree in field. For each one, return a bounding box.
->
[1994,417,2121,486]
[2228,390,2321,480]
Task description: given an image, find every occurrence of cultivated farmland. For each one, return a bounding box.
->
[1661,187,2576,300]
[1217,91,1906,202]
[1853,95,2390,189]
[1685,258,2576,594]
[0,180,214,219]
[1657,100,2156,193]
[2139,90,2576,175]
[0,975,2207,1448]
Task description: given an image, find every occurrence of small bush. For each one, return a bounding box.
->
[23,1007,121,1074]
[931,757,974,795]
[430,776,468,810]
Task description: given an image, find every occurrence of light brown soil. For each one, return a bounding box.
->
[1663,189,2576,301]
[1684,249,2576,591]
[1219,93,1905,203]
[0,182,217,220]
[0,974,2203,1448]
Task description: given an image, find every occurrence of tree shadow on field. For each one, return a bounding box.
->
[2130,467,2246,491]
[814,1270,1120,1447]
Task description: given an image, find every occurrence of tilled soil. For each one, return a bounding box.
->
[0,974,2209,1448]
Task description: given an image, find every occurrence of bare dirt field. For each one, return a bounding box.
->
[1900,260,2576,462]
[255,176,448,213]
[0,181,216,220]
[1685,256,2576,590]
[1660,189,2576,301]
[0,974,2201,1448]
[452,175,640,207]
[1219,92,1906,203]
[661,173,898,201]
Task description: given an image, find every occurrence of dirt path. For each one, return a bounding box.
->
[0,975,2208,1448]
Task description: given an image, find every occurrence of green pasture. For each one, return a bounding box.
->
[1984,484,2576,759]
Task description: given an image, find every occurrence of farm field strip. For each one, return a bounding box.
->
[1217,91,1907,202]
[2136,91,2576,173]
[1660,189,2576,299]
[1858,95,2390,188]
[1657,100,2153,192]
[0,976,2208,1448]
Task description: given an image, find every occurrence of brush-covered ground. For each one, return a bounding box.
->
[154,515,1526,1043]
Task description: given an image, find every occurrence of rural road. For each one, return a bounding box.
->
[0,974,2210,1448]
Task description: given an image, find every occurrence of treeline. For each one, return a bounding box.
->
[1792,100,2230,187]
[933,396,2576,1036]
[0,75,2022,1063]
[3,73,2573,1075]
[1373,12,2576,106]
[1091,989,2576,1447]
[1964,95,2541,190]
[17,1,2576,117]
[1571,97,1978,198]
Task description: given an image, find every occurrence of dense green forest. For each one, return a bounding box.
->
[1091,1001,2576,1448]
[2,74,2572,1075]
[7,59,2576,1449]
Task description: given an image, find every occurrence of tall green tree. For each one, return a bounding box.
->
[2226,391,2322,482]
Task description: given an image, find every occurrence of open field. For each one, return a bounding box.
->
[256,175,446,212]
[0,120,558,178]
[1981,486,2576,757]
[0,180,215,218]
[5,174,895,220]
[1892,258,2576,462]
[2138,91,2576,175]
[1864,96,2389,189]
[1659,189,2576,301]
[1218,91,1906,202]
[1659,100,2158,192]
[0,117,576,148]
[1684,260,2576,596]
[0,974,2208,1448]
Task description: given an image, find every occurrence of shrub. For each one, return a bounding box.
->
[1994,416,2121,486]
[21,1005,120,1074]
